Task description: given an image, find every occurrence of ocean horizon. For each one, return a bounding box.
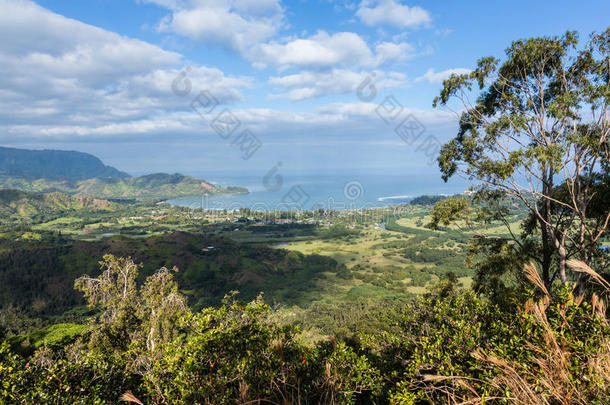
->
[168,171,469,211]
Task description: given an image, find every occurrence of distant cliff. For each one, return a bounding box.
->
[0,146,130,181]
[0,173,248,201]
[72,173,248,200]
[0,147,248,200]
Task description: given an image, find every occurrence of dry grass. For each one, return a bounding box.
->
[120,391,143,404]
[424,260,610,405]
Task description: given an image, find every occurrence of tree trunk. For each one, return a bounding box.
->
[539,217,553,290]
[540,170,555,289]
[557,244,567,284]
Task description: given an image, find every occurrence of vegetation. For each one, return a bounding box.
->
[408,194,449,206]
[0,146,129,180]
[0,189,116,224]
[0,173,248,201]
[3,255,610,404]
[1,29,609,403]
[434,29,610,290]
[0,231,346,325]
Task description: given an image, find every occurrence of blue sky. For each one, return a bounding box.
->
[1,0,609,181]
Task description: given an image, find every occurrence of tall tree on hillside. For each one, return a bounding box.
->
[75,255,188,356]
[432,29,610,290]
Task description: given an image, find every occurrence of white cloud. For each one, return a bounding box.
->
[317,102,455,124]
[374,41,415,65]
[0,0,459,174]
[144,1,418,71]
[153,0,284,52]
[356,0,431,28]
[415,68,471,84]
[0,0,249,131]
[0,0,180,76]
[269,69,406,100]
[3,101,455,141]
[121,66,249,102]
[250,31,411,70]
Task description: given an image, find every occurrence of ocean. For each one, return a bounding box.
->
[168,170,469,211]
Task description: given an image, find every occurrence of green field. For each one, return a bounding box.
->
[0,196,527,340]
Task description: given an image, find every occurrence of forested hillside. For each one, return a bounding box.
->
[1,28,609,405]
[0,173,248,201]
[0,147,248,200]
[0,232,341,322]
[0,189,115,219]
[0,146,129,180]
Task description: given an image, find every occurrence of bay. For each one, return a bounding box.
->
[168,170,468,211]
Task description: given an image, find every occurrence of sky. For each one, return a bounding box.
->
[1,0,609,181]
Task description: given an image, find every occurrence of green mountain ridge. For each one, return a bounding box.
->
[0,147,248,200]
[0,173,248,201]
[0,146,129,180]
[0,189,117,219]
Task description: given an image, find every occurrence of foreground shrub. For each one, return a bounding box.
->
[366,262,610,404]
[3,256,610,404]
[0,343,139,404]
[142,295,382,404]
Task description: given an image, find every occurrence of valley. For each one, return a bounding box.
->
[0,192,527,345]
[1,13,609,402]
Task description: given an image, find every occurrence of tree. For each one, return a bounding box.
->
[434,29,610,290]
[427,197,471,230]
[74,255,188,355]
